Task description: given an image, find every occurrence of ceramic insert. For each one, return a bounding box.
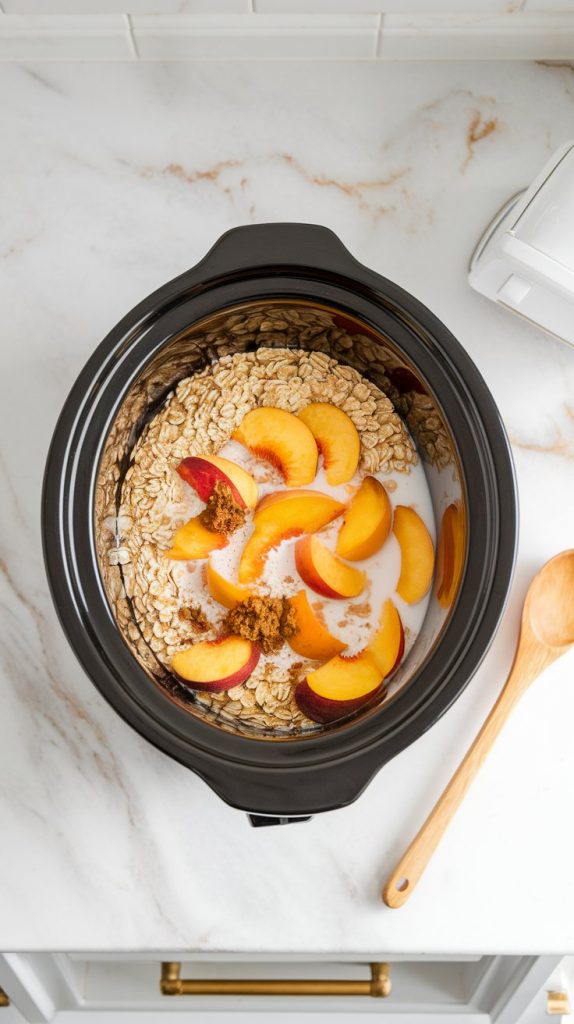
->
[94,301,461,739]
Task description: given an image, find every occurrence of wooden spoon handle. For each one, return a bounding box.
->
[383,680,522,908]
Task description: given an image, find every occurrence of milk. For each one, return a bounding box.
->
[171,437,435,681]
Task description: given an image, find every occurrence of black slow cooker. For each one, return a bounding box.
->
[42,223,517,824]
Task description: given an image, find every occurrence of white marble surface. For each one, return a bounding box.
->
[1,60,574,954]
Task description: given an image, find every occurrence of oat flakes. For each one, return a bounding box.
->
[110,341,421,734]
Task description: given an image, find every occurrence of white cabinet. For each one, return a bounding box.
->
[0,954,571,1024]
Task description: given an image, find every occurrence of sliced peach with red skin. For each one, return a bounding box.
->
[232,407,318,487]
[177,455,257,509]
[297,403,360,485]
[435,502,465,609]
[202,455,258,509]
[304,652,383,704]
[206,561,251,609]
[336,476,392,561]
[394,505,435,604]
[295,599,404,723]
[294,535,366,600]
[288,590,347,661]
[238,490,344,583]
[177,456,242,507]
[296,651,384,724]
[295,679,385,725]
[172,636,259,692]
[167,518,227,560]
[368,599,404,677]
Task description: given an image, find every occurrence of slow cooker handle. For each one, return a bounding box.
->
[248,813,312,827]
[188,222,362,282]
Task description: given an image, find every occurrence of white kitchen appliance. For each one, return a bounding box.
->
[469,140,574,346]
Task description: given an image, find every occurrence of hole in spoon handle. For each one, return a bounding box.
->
[383,862,418,908]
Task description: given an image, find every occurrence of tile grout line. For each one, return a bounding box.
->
[0,55,570,64]
[375,11,384,60]
[124,13,139,60]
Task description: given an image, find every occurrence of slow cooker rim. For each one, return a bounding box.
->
[42,294,511,753]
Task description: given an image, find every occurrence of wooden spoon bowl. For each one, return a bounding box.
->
[527,551,574,649]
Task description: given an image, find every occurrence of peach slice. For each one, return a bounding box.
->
[237,530,274,586]
[294,535,366,600]
[368,599,405,677]
[288,590,347,661]
[202,455,258,509]
[295,600,404,723]
[167,518,227,560]
[177,455,257,509]
[297,403,360,485]
[296,651,384,724]
[254,488,323,518]
[394,504,435,604]
[172,636,260,692]
[206,561,251,609]
[435,502,465,609]
[232,407,318,486]
[336,476,392,561]
[238,490,345,583]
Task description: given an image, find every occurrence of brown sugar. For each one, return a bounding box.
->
[178,604,210,633]
[199,481,246,534]
[222,595,298,654]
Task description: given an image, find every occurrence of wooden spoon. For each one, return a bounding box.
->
[383,550,574,909]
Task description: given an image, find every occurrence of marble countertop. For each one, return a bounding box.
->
[1,59,574,954]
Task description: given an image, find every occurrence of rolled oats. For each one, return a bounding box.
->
[116,343,418,732]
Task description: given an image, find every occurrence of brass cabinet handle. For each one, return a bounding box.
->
[0,988,9,1008]
[547,990,571,1015]
[161,961,391,998]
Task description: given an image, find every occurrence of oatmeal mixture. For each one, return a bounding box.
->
[118,347,420,732]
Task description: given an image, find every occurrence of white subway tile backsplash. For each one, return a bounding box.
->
[0,6,572,61]
[0,13,132,58]
[255,0,384,9]
[2,0,250,11]
[255,0,511,11]
[131,13,378,59]
[0,13,124,24]
[379,12,574,59]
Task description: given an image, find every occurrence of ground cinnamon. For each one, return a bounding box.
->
[178,604,210,633]
[288,661,304,686]
[347,600,372,619]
